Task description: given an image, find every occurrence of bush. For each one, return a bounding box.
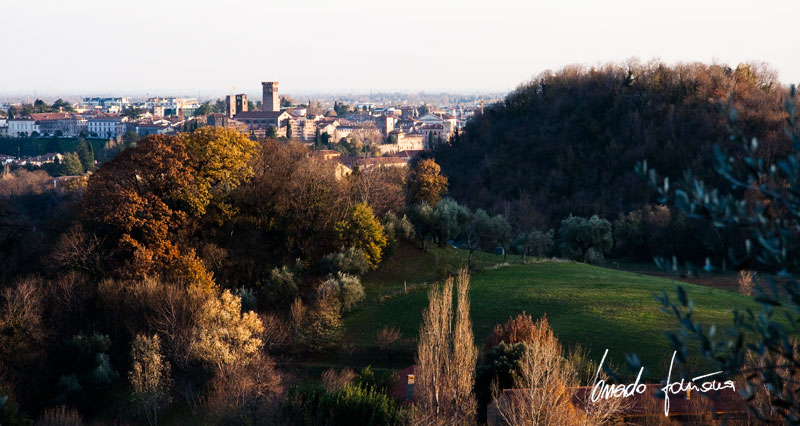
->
[320,247,369,277]
[35,406,84,426]
[353,366,394,395]
[291,294,343,354]
[318,272,365,312]
[557,215,612,264]
[511,229,554,259]
[285,384,402,426]
[382,212,414,255]
[485,311,539,349]
[383,212,414,242]
[260,266,299,309]
[321,369,356,392]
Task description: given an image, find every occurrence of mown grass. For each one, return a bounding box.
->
[347,244,760,380]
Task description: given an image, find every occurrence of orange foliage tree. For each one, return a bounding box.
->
[407,158,448,206]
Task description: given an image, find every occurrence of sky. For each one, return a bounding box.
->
[1,0,799,98]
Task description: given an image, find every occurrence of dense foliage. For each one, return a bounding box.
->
[646,86,800,423]
[434,61,793,261]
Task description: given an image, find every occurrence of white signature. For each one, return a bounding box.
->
[589,349,736,416]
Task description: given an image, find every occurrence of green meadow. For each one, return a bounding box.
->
[345,243,758,380]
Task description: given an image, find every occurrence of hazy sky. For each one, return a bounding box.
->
[1,0,798,98]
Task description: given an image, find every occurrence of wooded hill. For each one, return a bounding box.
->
[434,61,792,226]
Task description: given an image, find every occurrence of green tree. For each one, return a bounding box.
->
[52,98,74,112]
[432,197,470,247]
[195,102,213,116]
[557,215,612,264]
[122,108,144,120]
[76,140,95,172]
[213,99,225,113]
[33,99,48,113]
[62,152,84,176]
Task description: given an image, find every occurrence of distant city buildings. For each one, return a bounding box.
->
[0,79,501,178]
[225,94,248,118]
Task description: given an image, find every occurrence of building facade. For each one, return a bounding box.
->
[87,117,124,138]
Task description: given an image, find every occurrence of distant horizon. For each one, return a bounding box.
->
[2,57,798,103]
[0,89,509,103]
[2,0,799,98]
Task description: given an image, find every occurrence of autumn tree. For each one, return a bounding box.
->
[347,166,406,218]
[190,289,264,373]
[231,141,348,270]
[130,334,171,426]
[179,127,258,220]
[334,203,387,269]
[490,317,622,426]
[82,135,206,279]
[408,158,448,205]
[414,269,476,425]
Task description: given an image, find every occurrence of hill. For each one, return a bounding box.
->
[433,61,790,227]
[346,245,758,379]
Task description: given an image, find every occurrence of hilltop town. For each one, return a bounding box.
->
[0,82,498,173]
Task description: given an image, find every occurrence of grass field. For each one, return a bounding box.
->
[345,243,759,380]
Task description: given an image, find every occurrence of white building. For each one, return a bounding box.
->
[7,119,38,137]
[88,117,124,138]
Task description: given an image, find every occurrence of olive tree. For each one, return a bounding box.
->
[640,86,800,423]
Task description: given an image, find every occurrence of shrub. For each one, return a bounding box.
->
[354,366,395,395]
[485,311,538,349]
[285,384,402,426]
[318,272,365,312]
[738,270,756,296]
[35,406,84,426]
[320,247,369,277]
[260,266,299,309]
[291,294,343,354]
[233,287,257,313]
[383,212,415,248]
[203,353,284,422]
[321,369,356,392]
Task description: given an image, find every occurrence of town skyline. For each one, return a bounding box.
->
[2,0,799,96]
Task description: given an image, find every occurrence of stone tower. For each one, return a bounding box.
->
[235,94,248,114]
[262,81,280,112]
